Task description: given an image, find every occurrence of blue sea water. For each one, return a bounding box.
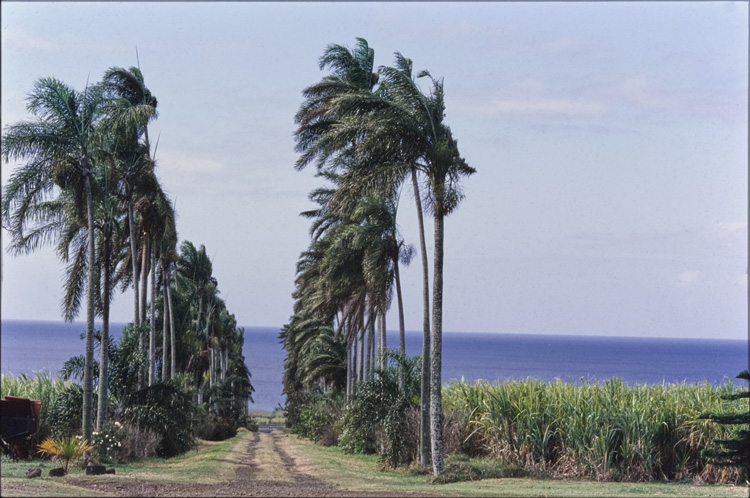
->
[1,319,747,411]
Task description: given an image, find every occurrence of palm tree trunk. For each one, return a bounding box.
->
[364,313,372,381]
[346,341,353,401]
[82,173,96,442]
[140,238,149,324]
[128,196,140,325]
[167,268,176,379]
[378,309,387,371]
[222,348,228,381]
[357,327,365,382]
[97,231,112,431]
[149,248,156,386]
[351,333,357,392]
[138,237,149,387]
[394,258,406,391]
[367,309,375,380]
[430,202,445,477]
[412,168,431,466]
[161,268,169,382]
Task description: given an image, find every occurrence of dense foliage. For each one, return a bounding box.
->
[1,64,255,461]
[443,377,746,484]
[700,370,750,483]
[285,36,474,477]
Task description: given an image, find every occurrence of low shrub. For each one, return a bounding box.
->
[91,421,127,463]
[291,391,342,444]
[120,423,161,460]
[194,414,238,441]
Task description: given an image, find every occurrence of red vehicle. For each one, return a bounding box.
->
[1,396,42,459]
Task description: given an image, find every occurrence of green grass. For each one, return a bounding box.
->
[283,432,749,497]
[0,428,255,497]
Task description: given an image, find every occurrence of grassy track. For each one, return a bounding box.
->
[0,428,254,497]
[282,432,749,497]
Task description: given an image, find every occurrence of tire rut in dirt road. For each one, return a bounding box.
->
[67,429,436,497]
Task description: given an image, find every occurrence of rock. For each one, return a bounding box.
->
[25,468,41,478]
[49,467,65,477]
[106,468,116,474]
[86,463,107,475]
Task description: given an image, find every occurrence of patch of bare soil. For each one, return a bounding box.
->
[68,429,435,497]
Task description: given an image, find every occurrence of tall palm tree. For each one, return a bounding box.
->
[2,77,107,441]
[295,40,436,465]
[143,184,176,385]
[102,65,158,327]
[320,55,476,476]
[347,194,413,386]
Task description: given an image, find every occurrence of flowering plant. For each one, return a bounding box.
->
[91,421,126,463]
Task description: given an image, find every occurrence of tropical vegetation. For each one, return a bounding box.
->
[1,64,254,462]
[284,36,474,478]
[280,37,748,487]
[36,436,94,475]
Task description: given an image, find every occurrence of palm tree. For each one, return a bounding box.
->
[143,184,176,385]
[2,77,107,441]
[102,65,158,327]
[347,194,413,386]
[319,54,476,476]
[295,40,436,465]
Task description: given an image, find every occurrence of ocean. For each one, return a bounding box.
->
[1,319,747,411]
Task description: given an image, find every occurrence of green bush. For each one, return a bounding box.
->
[194,414,238,441]
[48,384,87,438]
[340,351,422,463]
[340,375,399,454]
[290,391,342,444]
[123,380,197,458]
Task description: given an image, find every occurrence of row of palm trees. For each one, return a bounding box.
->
[283,38,475,476]
[2,66,252,443]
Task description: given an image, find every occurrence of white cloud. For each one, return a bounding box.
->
[489,96,607,117]
[1,27,75,52]
[157,149,226,176]
[612,75,679,112]
[675,270,702,287]
[156,148,250,195]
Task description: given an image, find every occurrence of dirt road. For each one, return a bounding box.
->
[69,429,432,497]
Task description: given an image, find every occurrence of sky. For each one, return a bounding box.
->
[1,2,747,340]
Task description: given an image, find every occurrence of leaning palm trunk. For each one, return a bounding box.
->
[412,168,431,465]
[96,230,112,431]
[149,249,157,385]
[394,259,406,390]
[430,200,446,477]
[82,173,96,442]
